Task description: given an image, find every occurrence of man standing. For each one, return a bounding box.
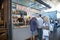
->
[37,14,43,40]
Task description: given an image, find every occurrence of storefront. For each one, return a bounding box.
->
[0,0,60,40]
[12,0,41,28]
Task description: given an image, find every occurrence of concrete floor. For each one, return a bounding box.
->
[49,27,60,40]
[12,25,60,40]
[12,25,32,40]
[57,27,60,40]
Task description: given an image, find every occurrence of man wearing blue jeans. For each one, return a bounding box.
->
[37,28,43,40]
[37,14,43,40]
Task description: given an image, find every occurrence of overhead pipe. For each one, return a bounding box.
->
[35,0,51,8]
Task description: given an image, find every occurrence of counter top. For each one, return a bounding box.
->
[12,25,31,40]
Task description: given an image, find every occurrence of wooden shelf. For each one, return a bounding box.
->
[0,28,7,40]
[0,28,7,33]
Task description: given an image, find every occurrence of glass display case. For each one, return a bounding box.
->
[12,10,27,24]
[12,5,28,28]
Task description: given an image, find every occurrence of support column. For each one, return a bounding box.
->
[7,0,12,40]
[4,0,12,40]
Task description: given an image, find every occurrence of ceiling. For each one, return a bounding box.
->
[12,0,60,11]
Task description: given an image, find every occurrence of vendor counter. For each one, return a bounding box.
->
[12,25,32,40]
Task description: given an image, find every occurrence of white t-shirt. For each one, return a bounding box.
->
[37,17,43,28]
[43,22,50,38]
[43,22,49,27]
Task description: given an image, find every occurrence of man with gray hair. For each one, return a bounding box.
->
[37,14,43,40]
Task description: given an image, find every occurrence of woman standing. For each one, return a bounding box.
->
[42,16,50,40]
[29,17,37,40]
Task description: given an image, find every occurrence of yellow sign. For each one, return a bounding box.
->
[31,0,35,2]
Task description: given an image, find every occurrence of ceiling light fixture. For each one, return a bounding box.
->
[35,0,51,8]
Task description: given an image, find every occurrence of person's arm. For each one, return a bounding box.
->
[45,23,49,30]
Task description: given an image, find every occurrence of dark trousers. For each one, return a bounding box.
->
[37,28,43,40]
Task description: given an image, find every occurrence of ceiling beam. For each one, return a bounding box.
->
[0,0,3,5]
[35,0,51,8]
[0,0,3,9]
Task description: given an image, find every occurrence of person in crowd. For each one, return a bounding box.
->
[50,18,54,33]
[42,16,50,40]
[36,14,43,40]
[17,16,25,25]
[54,19,58,32]
[50,18,54,23]
[29,17,37,40]
[27,17,31,25]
